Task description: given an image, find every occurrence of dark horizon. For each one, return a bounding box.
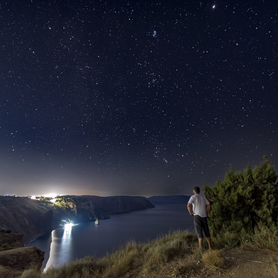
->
[0,0,277,196]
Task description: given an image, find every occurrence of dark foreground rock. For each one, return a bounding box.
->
[0,231,44,277]
[0,230,23,251]
[0,246,44,271]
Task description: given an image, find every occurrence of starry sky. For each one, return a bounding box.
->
[0,0,277,196]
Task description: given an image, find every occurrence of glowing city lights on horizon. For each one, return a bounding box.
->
[29,192,61,205]
[30,192,60,199]
[44,192,58,198]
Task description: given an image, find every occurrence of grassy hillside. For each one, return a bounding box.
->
[19,230,277,278]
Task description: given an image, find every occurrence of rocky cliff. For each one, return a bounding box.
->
[0,196,56,242]
[0,195,154,241]
[67,195,154,221]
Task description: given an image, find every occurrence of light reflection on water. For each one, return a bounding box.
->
[34,205,194,270]
[44,225,73,271]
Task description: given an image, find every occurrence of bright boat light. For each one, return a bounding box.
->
[62,219,77,231]
[64,222,73,229]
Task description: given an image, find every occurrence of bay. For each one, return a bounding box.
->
[30,204,194,270]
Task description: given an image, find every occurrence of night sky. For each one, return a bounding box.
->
[0,0,277,196]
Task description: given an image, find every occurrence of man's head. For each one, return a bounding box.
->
[193,186,200,195]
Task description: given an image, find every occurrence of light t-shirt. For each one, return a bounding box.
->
[187,194,209,218]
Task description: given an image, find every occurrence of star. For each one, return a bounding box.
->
[212,4,216,10]
[163,158,169,164]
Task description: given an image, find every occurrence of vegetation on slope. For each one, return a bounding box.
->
[205,159,278,249]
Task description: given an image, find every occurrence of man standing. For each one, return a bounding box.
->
[187,186,212,250]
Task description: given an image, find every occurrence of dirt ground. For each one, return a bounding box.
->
[221,247,277,277]
[156,247,277,278]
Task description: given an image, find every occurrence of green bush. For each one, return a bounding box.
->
[205,160,278,248]
[240,223,278,250]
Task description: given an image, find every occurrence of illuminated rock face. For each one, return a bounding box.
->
[0,195,154,241]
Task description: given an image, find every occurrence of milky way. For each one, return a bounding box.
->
[0,0,276,196]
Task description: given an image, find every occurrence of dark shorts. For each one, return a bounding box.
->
[194,215,210,238]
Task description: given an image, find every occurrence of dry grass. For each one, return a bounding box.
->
[0,266,19,278]
[21,269,41,278]
[246,224,277,250]
[100,242,142,277]
[202,249,225,270]
[141,231,195,274]
[222,247,278,277]
[171,256,200,277]
[43,257,102,278]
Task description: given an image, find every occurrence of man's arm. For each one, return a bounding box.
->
[205,197,211,215]
[206,203,211,215]
[187,196,194,215]
[187,203,194,215]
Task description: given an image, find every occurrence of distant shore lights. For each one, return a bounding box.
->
[30,192,59,203]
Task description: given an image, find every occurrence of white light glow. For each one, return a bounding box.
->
[44,192,58,198]
[50,198,57,204]
[62,219,78,231]
[64,222,73,230]
[30,195,37,200]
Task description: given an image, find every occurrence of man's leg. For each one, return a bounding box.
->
[203,217,212,249]
[205,237,212,249]
[198,237,203,250]
[194,216,204,250]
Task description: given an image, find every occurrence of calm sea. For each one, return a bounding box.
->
[30,204,194,270]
